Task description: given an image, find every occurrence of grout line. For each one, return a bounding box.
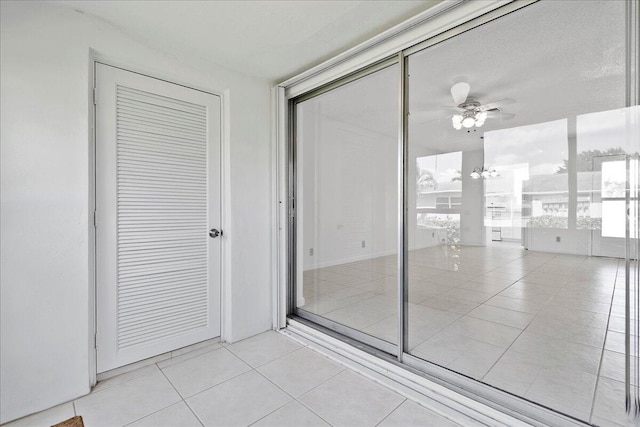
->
[183,401,206,427]
[373,398,408,427]
[252,366,297,400]
[114,370,194,427]
[225,339,305,369]
[245,370,297,425]
[172,351,253,400]
[295,365,346,399]
[165,335,304,405]
[245,343,347,426]
[309,251,615,423]
[157,364,206,427]
[587,258,622,424]
[91,365,162,395]
[294,386,344,427]
[156,343,223,370]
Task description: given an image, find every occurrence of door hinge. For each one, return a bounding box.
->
[93,87,97,105]
[94,333,98,349]
[93,210,97,228]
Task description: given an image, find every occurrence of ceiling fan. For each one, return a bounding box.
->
[449,82,515,130]
[409,82,515,130]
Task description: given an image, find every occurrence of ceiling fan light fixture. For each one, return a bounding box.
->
[470,166,499,179]
[452,115,463,130]
[475,111,487,127]
[462,117,476,128]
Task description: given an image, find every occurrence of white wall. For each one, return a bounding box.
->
[300,110,398,271]
[524,228,591,255]
[0,1,272,423]
[460,149,485,246]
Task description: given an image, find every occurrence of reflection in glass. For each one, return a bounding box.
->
[296,65,399,344]
[404,0,634,424]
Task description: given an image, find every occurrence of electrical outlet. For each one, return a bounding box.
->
[556,236,561,242]
[309,248,314,256]
[362,240,366,248]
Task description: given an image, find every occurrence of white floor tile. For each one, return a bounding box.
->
[442,288,494,304]
[127,402,201,427]
[483,295,546,314]
[591,377,639,427]
[161,347,251,397]
[600,350,638,385]
[509,331,601,374]
[226,331,302,367]
[443,316,522,348]
[93,364,159,393]
[411,330,476,367]
[377,400,462,427]
[483,346,550,395]
[525,366,597,415]
[157,342,223,369]
[251,401,329,427]
[418,295,479,315]
[75,369,181,427]
[467,304,535,329]
[448,341,506,380]
[257,347,344,397]
[187,370,291,427]
[604,330,626,354]
[323,303,392,331]
[2,403,75,427]
[299,370,404,427]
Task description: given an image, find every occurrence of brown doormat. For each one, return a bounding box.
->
[51,415,84,427]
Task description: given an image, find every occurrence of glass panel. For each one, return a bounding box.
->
[295,64,399,344]
[405,0,635,423]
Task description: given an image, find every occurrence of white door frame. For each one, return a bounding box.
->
[89,54,231,385]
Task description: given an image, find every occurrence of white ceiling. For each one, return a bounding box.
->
[57,0,440,82]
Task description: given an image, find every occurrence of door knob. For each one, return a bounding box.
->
[209,228,222,238]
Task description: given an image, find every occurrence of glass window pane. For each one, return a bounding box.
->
[405,0,632,423]
[295,64,399,344]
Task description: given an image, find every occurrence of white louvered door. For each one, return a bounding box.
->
[95,64,221,373]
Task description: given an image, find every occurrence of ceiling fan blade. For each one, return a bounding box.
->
[450,82,470,105]
[481,98,516,111]
[487,110,516,120]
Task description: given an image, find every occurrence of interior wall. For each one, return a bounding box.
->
[301,112,398,270]
[0,1,272,423]
[461,149,485,246]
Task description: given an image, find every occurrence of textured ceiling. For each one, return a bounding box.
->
[57,0,440,82]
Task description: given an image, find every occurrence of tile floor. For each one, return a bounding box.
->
[300,244,639,426]
[4,331,463,427]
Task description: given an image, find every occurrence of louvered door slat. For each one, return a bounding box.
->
[117,102,207,126]
[117,86,206,114]
[119,129,207,147]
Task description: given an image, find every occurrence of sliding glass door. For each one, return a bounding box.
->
[290,1,638,425]
[293,63,400,351]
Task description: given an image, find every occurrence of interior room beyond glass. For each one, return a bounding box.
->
[291,1,639,425]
